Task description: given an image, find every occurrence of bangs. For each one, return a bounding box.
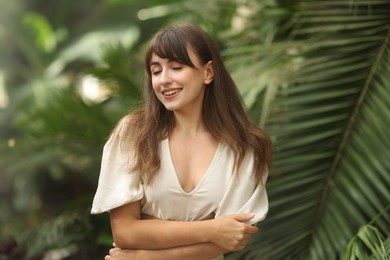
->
[146,28,195,71]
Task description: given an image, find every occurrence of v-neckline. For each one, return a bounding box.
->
[163,138,221,195]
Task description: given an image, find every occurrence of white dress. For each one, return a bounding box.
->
[91,129,269,259]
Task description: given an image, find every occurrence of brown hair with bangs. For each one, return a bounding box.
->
[114,23,272,184]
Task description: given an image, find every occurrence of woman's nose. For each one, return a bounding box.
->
[160,70,172,85]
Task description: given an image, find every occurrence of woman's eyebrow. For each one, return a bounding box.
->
[150,59,178,67]
[150,61,161,67]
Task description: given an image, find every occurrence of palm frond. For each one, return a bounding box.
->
[226,1,390,259]
[341,221,390,260]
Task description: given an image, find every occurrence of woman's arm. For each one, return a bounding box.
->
[110,200,258,250]
[106,243,229,260]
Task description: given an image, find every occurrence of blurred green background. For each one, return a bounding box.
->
[0,0,389,259]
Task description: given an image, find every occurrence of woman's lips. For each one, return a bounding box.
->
[163,88,182,97]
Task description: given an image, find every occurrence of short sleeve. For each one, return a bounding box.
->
[214,153,268,225]
[91,122,143,214]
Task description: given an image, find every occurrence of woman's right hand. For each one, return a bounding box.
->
[209,213,259,251]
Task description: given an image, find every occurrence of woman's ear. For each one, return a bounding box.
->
[204,61,214,85]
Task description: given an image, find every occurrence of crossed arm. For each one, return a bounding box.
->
[105,200,258,259]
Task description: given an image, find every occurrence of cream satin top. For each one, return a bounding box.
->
[91,127,268,259]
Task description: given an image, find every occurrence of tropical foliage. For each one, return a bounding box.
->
[0,0,389,259]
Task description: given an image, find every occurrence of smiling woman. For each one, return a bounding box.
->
[91,23,272,260]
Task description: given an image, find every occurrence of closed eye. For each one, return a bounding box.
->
[151,70,161,76]
[171,61,183,71]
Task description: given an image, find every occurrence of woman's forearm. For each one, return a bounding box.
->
[146,242,229,260]
[110,201,257,251]
[109,243,229,260]
[110,201,216,250]
[112,217,214,250]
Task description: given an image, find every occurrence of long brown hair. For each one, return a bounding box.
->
[115,23,272,184]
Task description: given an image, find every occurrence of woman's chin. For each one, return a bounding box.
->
[163,104,179,111]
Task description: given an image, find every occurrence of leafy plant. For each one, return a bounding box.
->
[342,221,389,260]
[226,1,390,259]
[1,0,389,259]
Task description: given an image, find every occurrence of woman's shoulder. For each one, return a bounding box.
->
[120,112,141,126]
[111,113,140,139]
[219,141,255,157]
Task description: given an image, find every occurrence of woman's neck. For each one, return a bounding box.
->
[171,110,208,139]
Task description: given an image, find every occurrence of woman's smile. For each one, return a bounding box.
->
[163,88,182,97]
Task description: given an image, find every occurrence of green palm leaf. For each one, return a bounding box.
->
[226,1,390,259]
[342,221,390,260]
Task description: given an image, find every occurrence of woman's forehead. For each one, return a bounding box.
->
[149,53,172,65]
[148,48,199,66]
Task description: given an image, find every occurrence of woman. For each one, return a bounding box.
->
[91,23,272,260]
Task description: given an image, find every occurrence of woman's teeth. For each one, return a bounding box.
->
[164,89,181,96]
